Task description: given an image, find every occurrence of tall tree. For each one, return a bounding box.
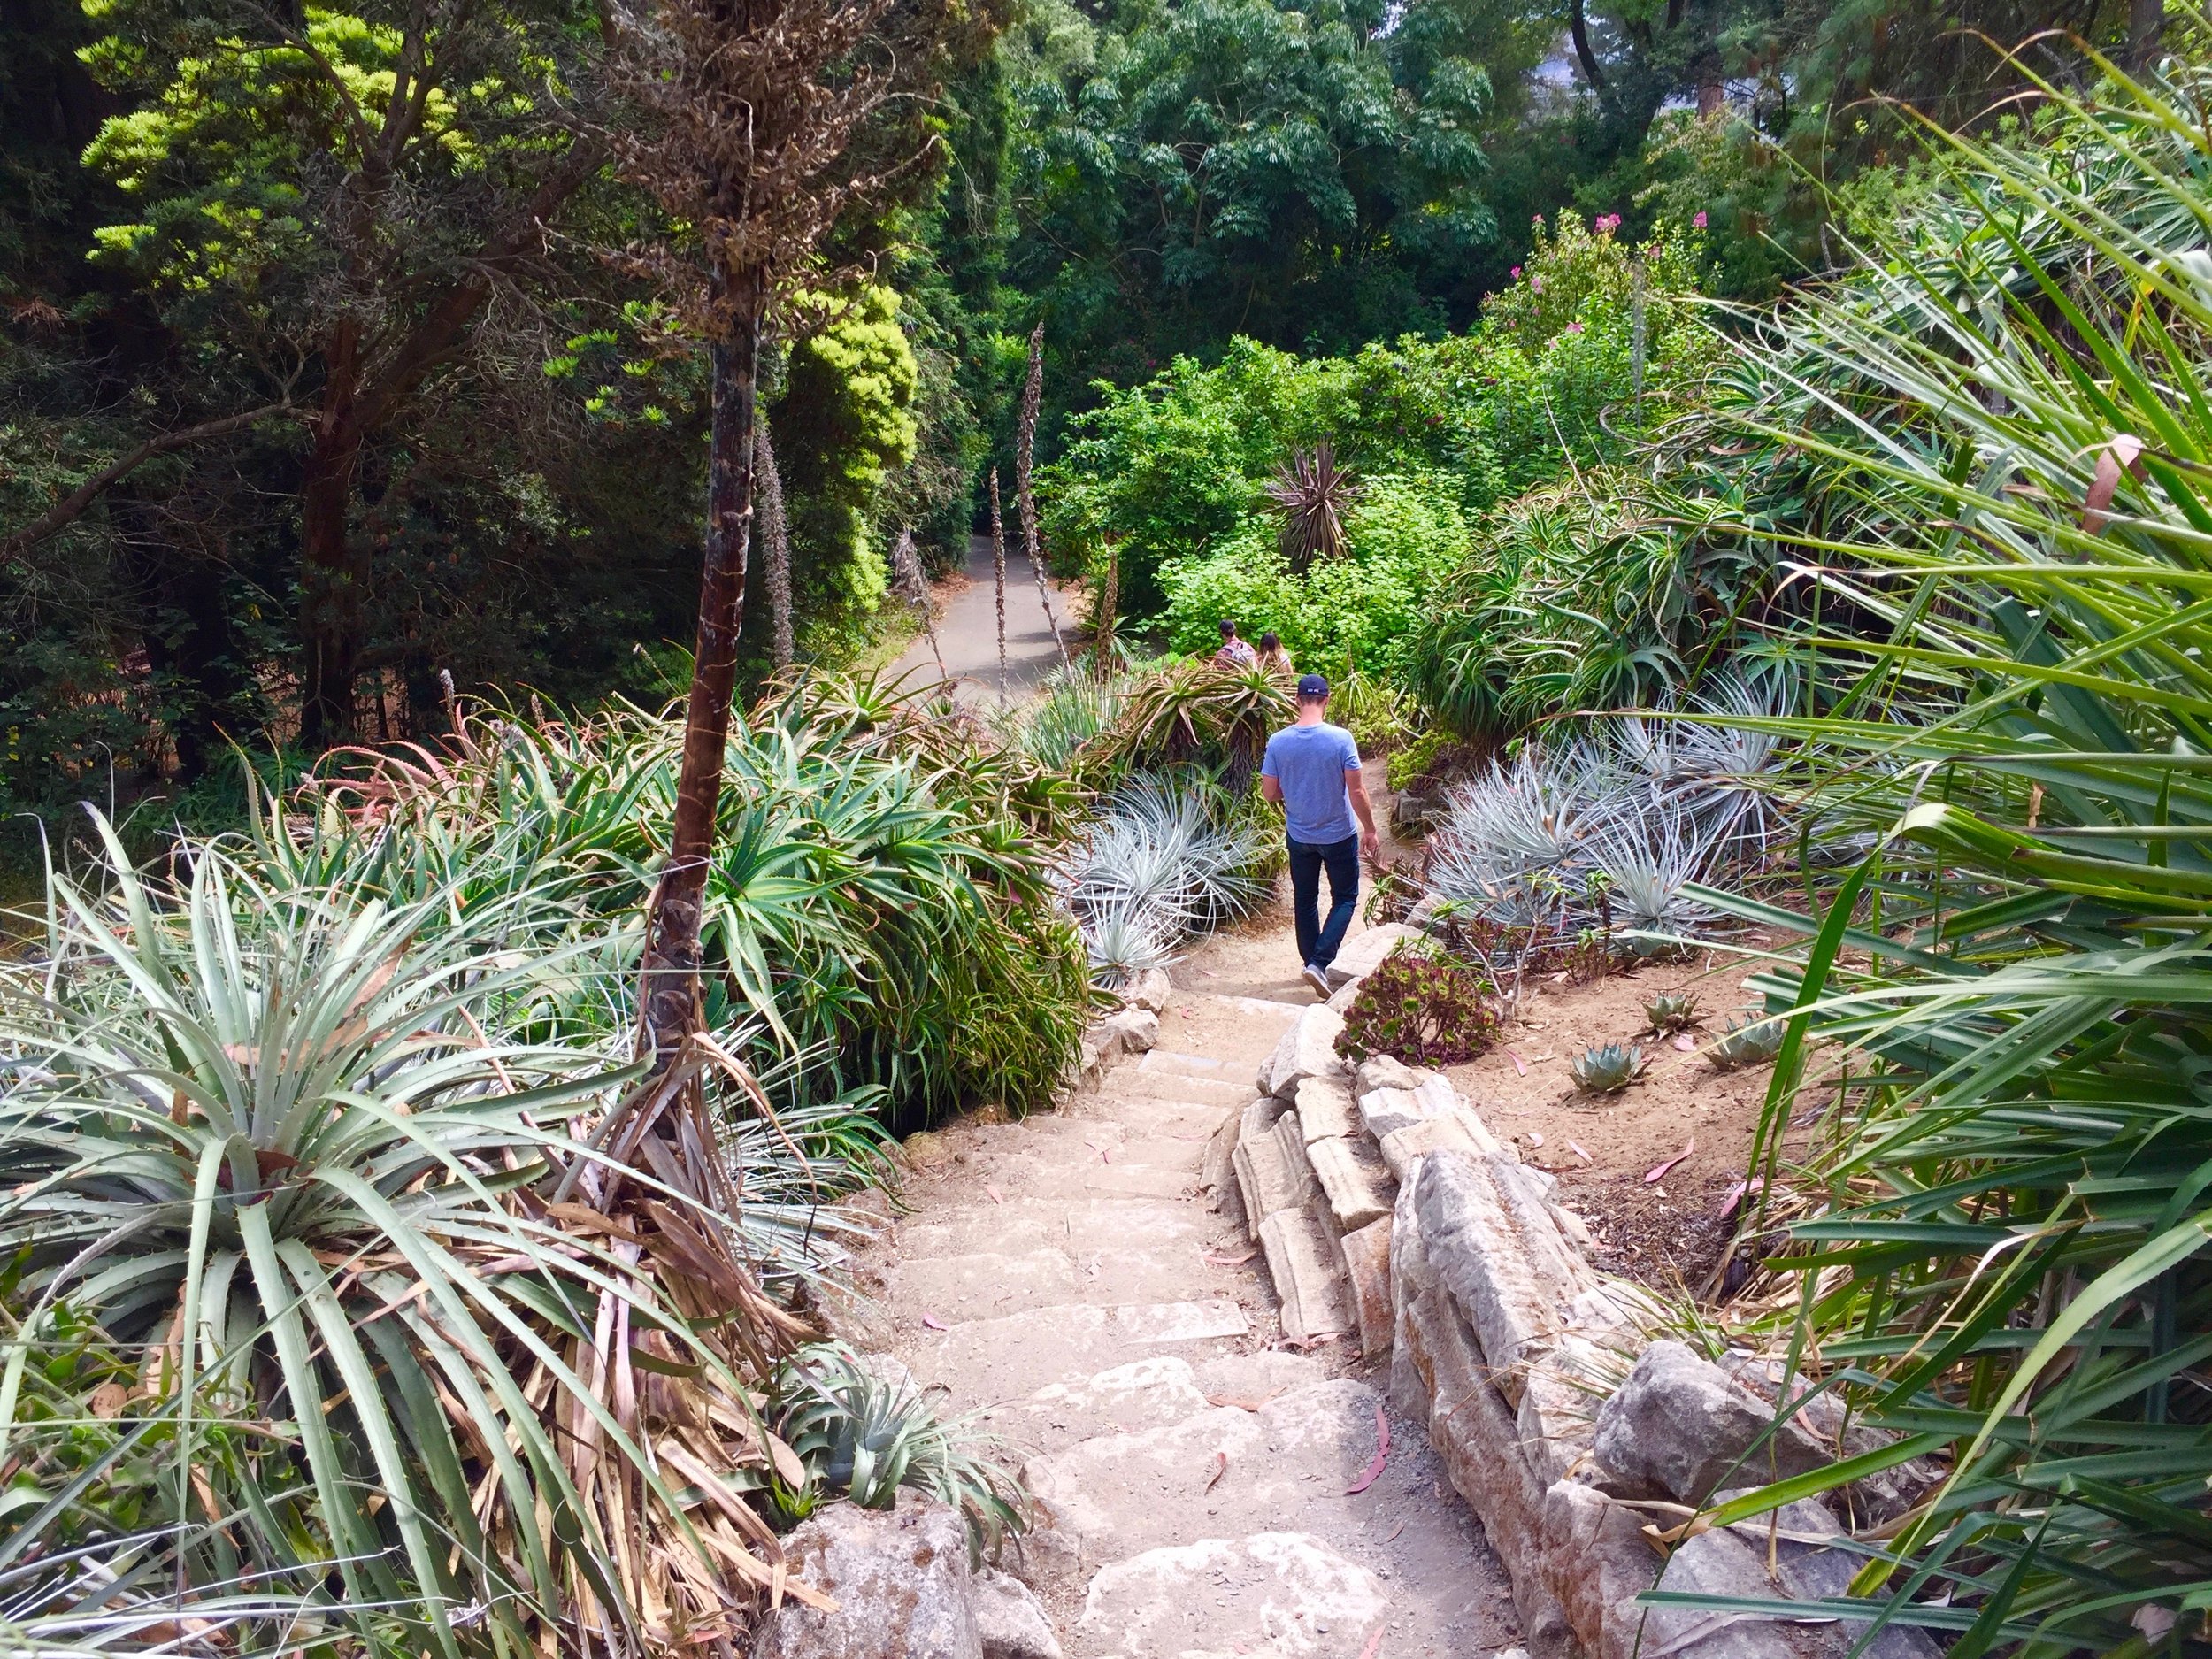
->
[74,0,614,746]
[617,0,992,1067]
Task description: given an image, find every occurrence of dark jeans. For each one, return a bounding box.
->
[1288,833,1360,972]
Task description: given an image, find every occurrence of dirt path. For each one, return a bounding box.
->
[893,533,1071,703]
[844,889,1525,1658]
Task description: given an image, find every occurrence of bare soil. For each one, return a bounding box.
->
[1443,950,1787,1294]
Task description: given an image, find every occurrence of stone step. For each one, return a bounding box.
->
[1002,1117,1225,1170]
[956,1149,1199,1203]
[1060,1093,1239,1135]
[1068,1532,1389,1659]
[979,1351,1332,1459]
[892,1200,1212,1261]
[1100,1067,1254,1107]
[1137,1047,1244,1081]
[903,1299,1252,1409]
[1025,1379,1387,1577]
[884,1242,1221,1321]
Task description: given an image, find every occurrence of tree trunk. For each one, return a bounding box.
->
[2129,0,2163,71]
[758,411,795,672]
[641,266,765,1071]
[297,331,369,749]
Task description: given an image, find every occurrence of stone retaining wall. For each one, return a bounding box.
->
[1211,948,1944,1659]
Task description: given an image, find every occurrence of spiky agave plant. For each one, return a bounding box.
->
[0,824,814,1655]
[1570,1041,1645,1094]
[1642,990,1701,1033]
[1704,1012,1784,1071]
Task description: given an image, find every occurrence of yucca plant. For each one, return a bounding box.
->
[1640,44,2212,1653]
[1263,441,1359,571]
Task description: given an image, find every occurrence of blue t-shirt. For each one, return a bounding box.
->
[1262,721,1362,845]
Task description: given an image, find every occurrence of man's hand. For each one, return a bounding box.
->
[1360,826,1380,864]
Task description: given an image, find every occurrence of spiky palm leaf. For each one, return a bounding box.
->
[1263,442,1360,572]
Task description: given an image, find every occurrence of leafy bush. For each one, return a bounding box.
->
[1334,941,1501,1065]
[1158,474,1470,683]
[1630,54,2212,1650]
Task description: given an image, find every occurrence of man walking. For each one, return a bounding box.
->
[1260,673,1380,998]
[1214,618,1259,668]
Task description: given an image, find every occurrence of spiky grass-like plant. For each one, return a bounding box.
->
[1263,441,1359,571]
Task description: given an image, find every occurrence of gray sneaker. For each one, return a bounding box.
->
[1302,963,1332,999]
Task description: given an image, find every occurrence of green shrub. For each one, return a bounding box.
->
[1333,941,1500,1065]
[1158,473,1469,682]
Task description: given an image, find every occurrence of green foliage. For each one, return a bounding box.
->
[1042,213,1711,657]
[1386,726,1457,791]
[1158,475,1470,683]
[1333,940,1500,1064]
[1641,990,1699,1034]
[771,286,923,658]
[1702,1011,1781,1071]
[1624,52,2212,1647]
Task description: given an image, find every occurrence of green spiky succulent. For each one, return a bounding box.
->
[1571,1041,1645,1094]
[1643,991,1701,1034]
[1709,1014,1786,1071]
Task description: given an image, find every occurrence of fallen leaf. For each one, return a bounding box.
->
[1205,1451,1229,1491]
[1200,969,1220,979]
[1715,1177,1764,1220]
[1205,1388,1284,1412]
[1345,1404,1391,1494]
[1644,1139,1694,1185]
[1386,1519,1407,1543]
[921,1314,948,1331]
[1525,1131,1544,1148]
[1274,1332,1340,1352]
[1567,1140,1593,1164]
[89,1381,129,1419]
[1356,1628,1386,1659]
[1506,1048,1528,1077]
[985,1184,1004,1205]
[1673,1033,1696,1052]
[1205,1248,1257,1266]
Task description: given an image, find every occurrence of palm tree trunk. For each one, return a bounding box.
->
[989,466,1008,704]
[641,265,765,1071]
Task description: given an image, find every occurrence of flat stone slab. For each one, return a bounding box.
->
[908,1301,1253,1407]
[1306,1136,1394,1234]
[1140,1048,1237,1076]
[1292,1076,1359,1143]
[1325,922,1424,987]
[1258,1209,1354,1341]
[979,1356,1215,1457]
[969,1150,1198,1202]
[887,1243,1217,1320]
[1027,1381,1387,1570]
[1073,1532,1389,1658]
[895,1201,1208,1261]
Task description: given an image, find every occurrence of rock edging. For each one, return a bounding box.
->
[1208,941,1941,1659]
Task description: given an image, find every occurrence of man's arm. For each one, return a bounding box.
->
[1261,774,1284,804]
[1346,766,1379,861]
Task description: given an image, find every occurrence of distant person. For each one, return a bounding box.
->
[1213,618,1259,669]
[1256,632,1293,674]
[1261,672,1380,999]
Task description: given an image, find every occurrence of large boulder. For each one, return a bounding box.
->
[969,1567,1064,1659]
[1324,923,1424,988]
[1413,1149,1594,1400]
[1120,968,1173,1014]
[1592,1341,1833,1505]
[1257,1005,1348,1099]
[753,1490,981,1659]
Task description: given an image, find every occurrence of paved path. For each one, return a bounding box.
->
[845,896,1525,1658]
[892,533,1071,704]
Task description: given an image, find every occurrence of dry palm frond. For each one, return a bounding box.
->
[1263,442,1360,571]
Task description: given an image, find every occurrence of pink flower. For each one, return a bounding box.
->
[1510,265,1523,280]
[1595,213,1621,234]
[1693,211,1708,229]
[1530,275,1545,293]
[1532,213,1544,226]
[1565,320,1585,334]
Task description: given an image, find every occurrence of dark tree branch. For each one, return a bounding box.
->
[3,403,293,560]
[1571,0,1607,90]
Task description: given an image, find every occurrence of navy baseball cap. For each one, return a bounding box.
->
[1296,672,1330,698]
